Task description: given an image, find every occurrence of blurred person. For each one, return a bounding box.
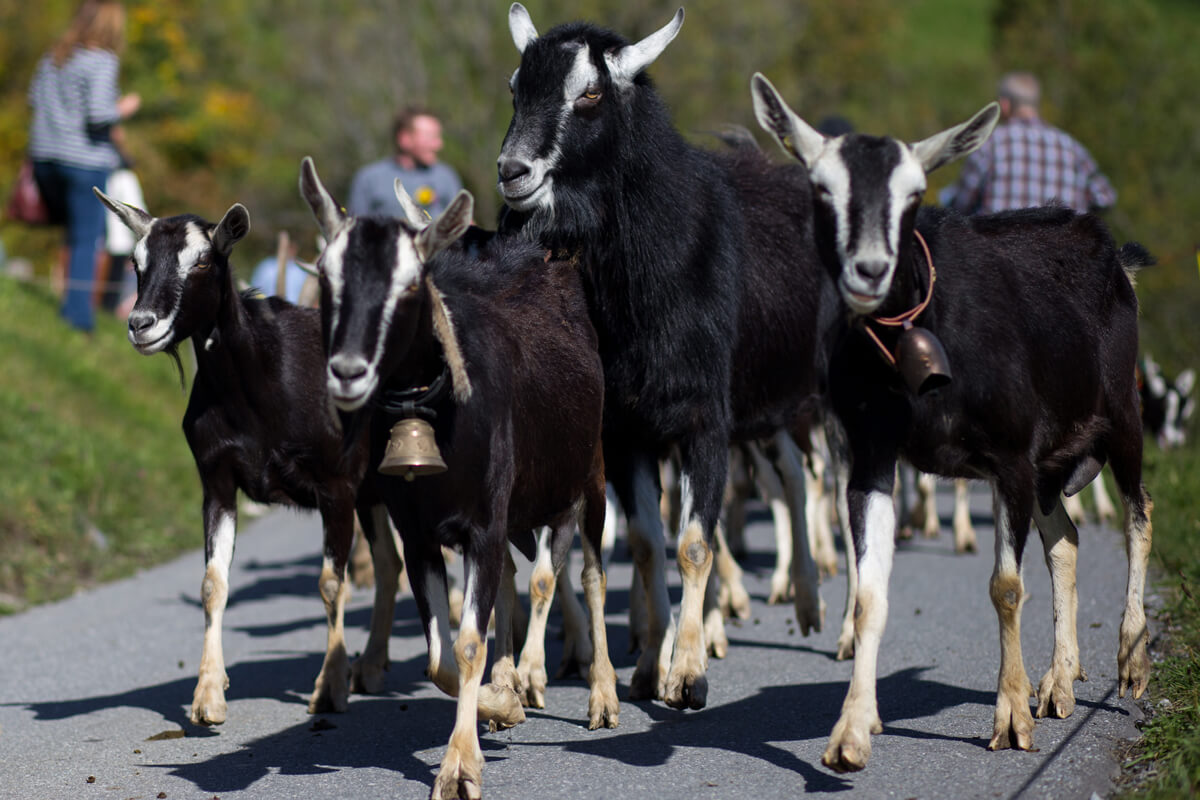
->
[347,106,463,219]
[249,234,310,305]
[98,152,143,315]
[28,0,140,334]
[943,71,1115,215]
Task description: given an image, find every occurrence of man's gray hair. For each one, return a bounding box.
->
[997,72,1040,110]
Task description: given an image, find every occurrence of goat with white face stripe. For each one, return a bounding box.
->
[118,204,245,360]
[93,187,393,727]
[301,158,617,800]
[497,5,832,714]
[753,74,1153,773]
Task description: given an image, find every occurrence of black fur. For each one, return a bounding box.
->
[318,220,606,681]
[122,209,382,716]
[819,199,1148,557]
[498,18,823,566]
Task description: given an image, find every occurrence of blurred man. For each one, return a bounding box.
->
[348,106,463,219]
[943,71,1115,214]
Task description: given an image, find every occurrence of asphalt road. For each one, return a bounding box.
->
[0,483,1149,800]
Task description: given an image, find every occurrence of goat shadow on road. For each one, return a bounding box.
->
[142,666,991,796]
[7,647,432,733]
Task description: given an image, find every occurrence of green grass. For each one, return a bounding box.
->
[0,275,199,612]
[1119,437,1200,797]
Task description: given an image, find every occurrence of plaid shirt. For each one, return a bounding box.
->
[946,117,1116,215]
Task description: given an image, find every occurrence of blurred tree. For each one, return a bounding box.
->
[0,0,1196,371]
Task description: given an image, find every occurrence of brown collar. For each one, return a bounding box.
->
[863,229,936,366]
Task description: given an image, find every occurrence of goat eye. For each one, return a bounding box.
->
[194,262,210,270]
[575,86,603,110]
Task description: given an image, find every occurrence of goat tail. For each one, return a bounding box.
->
[1117,242,1156,287]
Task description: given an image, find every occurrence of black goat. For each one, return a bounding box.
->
[496,4,825,710]
[752,75,1152,772]
[93,187,396,726]
[1141,354,1194,449]
[299,158,618,800]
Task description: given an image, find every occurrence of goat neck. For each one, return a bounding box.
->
[377,289,446,405]
[869,223,936,325]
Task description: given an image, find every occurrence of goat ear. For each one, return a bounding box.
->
[415,190,474,263]
[509,3,538,54]
[911,102,1000,174]
[299,156,347,240]
[393,178,431,228]
[750,73,825,168]
[93,186,153,239]
[1176,368,1195,397]
[212,204,250,257]
[606,8,684,85]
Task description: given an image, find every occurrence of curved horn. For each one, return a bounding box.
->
[299,156,347,240]
[394,178,431,228]
[606,8,684,85]
[93,186,153,239]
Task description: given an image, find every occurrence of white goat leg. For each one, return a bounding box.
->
[953,479,978,553]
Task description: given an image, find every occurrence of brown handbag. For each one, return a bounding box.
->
[5,161,50,224]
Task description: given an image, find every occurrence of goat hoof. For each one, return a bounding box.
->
[664,673,707,710]
[588,686,620,730]
[628,666,658,701]
[350,659,388,694]
[793,592,823,636]
[190,682,228,726]
[477,683,525,729]
[1118,639,1151,699]
[1035,670,1077,719]
[767,584,791,605]
[308,688,348,715]
[821,738,870,773]
[988,698,1036,751]
[431,751,482,800]
[520,667,546,709]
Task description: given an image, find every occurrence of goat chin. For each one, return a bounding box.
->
[329,386,373,413]
[130,332,173,356]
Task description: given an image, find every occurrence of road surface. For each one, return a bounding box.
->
[0,483,1148,799]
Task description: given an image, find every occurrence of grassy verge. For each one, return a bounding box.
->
[0,275,199,612]
[1119,436,1200,796]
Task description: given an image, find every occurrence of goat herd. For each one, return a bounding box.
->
[91,6,1164,799]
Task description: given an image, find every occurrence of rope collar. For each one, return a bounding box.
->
[376,365,451,421]
[862,229,936,366]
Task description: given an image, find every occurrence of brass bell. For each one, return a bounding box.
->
[378,418,448,480]
[895,325,952,395]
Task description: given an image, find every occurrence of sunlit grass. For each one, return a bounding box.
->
[0,277,199,611]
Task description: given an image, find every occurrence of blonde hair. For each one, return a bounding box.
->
[52,0,126,66]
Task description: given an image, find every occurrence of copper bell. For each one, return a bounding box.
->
[895,324,952,395]
[378,418,448,480]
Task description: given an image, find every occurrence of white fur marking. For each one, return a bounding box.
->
[209,512,236,582]
[858,492,895,592]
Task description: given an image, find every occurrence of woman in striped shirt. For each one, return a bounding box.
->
[28,0,139,333]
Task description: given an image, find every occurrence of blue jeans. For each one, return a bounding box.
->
[33,160,110,333]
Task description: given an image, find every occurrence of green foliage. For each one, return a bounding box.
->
[0,277,198,610]
[1120,436,1200,797]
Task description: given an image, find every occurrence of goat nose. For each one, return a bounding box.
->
[497,157,531,183]
[855,259,890,282]
[128,312,155,334]
[329,355,368,382]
